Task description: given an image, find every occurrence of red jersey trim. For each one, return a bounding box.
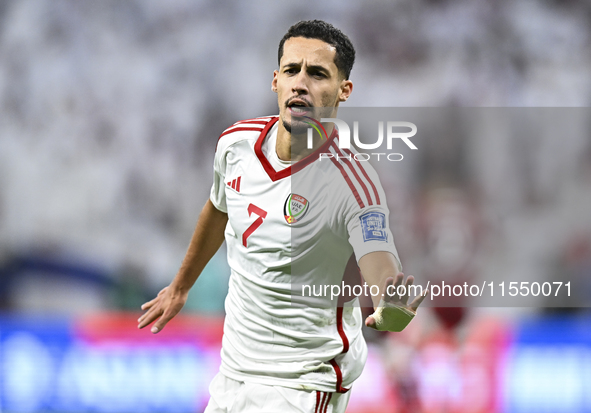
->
[219,127,263,139]
[317,392,326,413]
[323,393,332,412]
[253,116,338,182]
[331,142,374,207]
[336,306,350,354]
[342,148,381,205]
[328,149,365,208]
[233,120,269,126]
[314,391,332,413]
[329,359,350,393]
[323,393,332,413]
[215,117,271,151]
[326,306,351,394]
[235,116,273,123]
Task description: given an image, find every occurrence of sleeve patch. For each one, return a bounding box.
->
[360,212,388,242]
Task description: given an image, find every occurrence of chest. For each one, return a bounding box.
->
[223,149,345,251]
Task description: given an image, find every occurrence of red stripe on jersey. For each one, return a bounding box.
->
[233,120,268,126]
[315,391,321,413]
[328,150,365,208]
[318,392,327,413]
[323,393,332,413]
[291,127,338,175]
[231,179,236,189]
[215,117,269,151]
[327,306,351,394]
[235,116,272,123]
[329,359,350,393]
[219,127,263,139]
[336,306,349,354]
[331,142,373,207]
[342,148,381,205]
[236,176,241,192]
[254,118,338,182]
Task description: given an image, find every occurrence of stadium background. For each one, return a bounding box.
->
[1,0,591,412]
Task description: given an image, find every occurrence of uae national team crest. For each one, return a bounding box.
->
[284,194,310,224]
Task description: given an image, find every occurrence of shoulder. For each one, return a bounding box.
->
[324,139,384,210]
[215,115,278,153]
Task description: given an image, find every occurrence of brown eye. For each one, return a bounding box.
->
[310,70,326,79]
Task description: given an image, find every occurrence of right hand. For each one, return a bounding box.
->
[137,286,188,334]
[365,274,427,332]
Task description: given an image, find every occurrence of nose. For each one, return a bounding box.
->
[292,71,309,95]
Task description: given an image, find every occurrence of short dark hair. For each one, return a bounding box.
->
[278,20,356,80]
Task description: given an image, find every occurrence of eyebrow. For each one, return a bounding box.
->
[283,63,331,74]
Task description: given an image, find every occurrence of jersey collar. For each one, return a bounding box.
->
[254,116,338,182]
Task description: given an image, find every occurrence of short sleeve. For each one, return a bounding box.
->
[338,159,402,270]
[209,142,228,213]
[347,206,401,270]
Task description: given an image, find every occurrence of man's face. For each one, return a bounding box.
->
[272,37,352,134]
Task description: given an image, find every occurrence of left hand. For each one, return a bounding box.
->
[138,285,188,334]
[365,273,427,332]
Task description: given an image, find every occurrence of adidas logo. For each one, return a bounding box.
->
[226,176,242,192]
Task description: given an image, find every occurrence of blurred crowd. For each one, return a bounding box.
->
[1,0,590,317]
[2,0,591,411]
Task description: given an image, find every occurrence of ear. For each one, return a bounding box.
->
[271,70,278,93]
[338,79,353,102]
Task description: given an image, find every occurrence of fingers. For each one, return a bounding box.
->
[392,273,404,291]
[138,305,172,334]
[402,275,414,304]
[138,287,186,334]
[140,287,168,311]
[139,292,162,322]
[138,305,162,330]
[365,315,377,329]
[382,273,425,311]
[140,297,158,311]
[382,274,401,303]
[382,277,394,302]
[138,291,166,331]
[409,288,428,312]
[151,311,176,334]
[151,300,184,333]
[384,273,408,303]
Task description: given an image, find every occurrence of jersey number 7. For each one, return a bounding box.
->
[242,203,268,247]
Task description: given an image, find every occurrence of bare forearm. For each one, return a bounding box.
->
[171,199,228,293]
[358,251,401,308]
[138,199,228,333]
[359,253,425,332]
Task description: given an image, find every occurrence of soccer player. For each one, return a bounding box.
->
[138,20,426,413]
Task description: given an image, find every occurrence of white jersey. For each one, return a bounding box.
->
[209,115,400,393]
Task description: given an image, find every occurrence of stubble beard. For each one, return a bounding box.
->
[282,117,292,133]
[280,91,339,136]
[281,109,311,134]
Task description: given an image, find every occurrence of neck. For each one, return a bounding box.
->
[275,108,336,162]
[276,120,336,162]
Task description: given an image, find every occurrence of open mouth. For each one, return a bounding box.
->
[287,99,311,116]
